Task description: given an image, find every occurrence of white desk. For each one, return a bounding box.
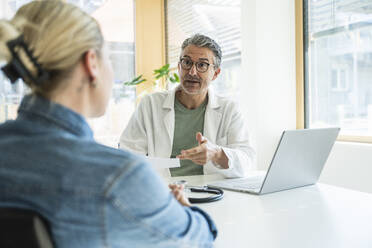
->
[167,174,372,248]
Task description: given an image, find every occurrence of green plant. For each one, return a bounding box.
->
[123,64,179,86]
[153,64,179,84]
[123,74,146,86]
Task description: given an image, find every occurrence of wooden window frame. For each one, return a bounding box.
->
[135,0,167,98]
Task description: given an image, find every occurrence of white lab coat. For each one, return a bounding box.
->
[119,86,256,178]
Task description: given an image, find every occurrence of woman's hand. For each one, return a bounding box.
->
[168,183,191,207]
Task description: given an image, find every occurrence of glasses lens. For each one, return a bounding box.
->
[196,62,209,72]
[181,59,193,70]
[180,59,210,72]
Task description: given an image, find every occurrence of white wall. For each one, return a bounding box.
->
[240,0,296,170]
[240,0,372,194]
[320,142,372,193]
[0,1,12,19]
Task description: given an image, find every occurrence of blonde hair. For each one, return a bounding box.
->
[0,0,103,94]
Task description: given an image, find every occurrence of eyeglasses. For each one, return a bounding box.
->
[179,58,214,73]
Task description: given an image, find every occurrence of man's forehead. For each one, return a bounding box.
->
[181,45,214,61]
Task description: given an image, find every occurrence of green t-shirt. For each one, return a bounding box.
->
[169,97,207,177]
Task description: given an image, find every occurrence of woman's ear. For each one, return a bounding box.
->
[82,49,99,84]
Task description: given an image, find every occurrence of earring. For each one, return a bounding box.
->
[91,78,97,88]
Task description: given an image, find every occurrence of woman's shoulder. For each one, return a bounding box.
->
[76,139,146,169]
[55,138,153,192]
[83,142,160,196]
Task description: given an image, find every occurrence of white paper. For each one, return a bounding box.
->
[146,157,180,169]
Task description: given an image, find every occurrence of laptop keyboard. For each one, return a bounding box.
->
[209,176,265,190]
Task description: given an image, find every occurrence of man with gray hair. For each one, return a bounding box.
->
[120,34,255,178]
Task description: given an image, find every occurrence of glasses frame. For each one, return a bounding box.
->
[179,58,215,73]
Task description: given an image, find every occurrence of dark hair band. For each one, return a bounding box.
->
[1,35,49,85]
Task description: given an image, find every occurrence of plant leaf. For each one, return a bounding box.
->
[169,77,176,83]
[123,75,146,86]
[173,73,179,82]
[133,74,143,82]
[136,78,146,84]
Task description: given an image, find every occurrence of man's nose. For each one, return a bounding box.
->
[188,63,198,76]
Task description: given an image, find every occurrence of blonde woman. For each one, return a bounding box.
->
[0,1,217,247]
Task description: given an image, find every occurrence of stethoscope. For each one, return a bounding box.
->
[175,180,224,204]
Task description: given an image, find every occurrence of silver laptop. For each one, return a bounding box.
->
[208,128,340,195]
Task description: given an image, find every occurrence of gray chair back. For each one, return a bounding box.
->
[0,208,54,248]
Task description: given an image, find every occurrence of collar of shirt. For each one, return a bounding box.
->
[17,94,93,139]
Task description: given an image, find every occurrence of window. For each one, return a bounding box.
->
[165,0,241,97]
[0,0,136,147]
[331,67,349,92]
[304,0,372,139]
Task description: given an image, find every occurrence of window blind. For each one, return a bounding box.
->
[165,0,241,67]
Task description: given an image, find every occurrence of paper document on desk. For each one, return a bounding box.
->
[146,157,180,169]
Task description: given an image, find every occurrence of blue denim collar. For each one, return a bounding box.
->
[17,94,93,138]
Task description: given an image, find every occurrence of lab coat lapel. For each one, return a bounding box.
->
[162,88,176,147]
[204,88,222,144]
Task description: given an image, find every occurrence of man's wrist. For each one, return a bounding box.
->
[212,146,229,169]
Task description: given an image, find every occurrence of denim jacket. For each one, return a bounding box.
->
[0,94,217,248]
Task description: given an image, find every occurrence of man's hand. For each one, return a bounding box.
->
[168,184,191,207]
[177,132,229,168]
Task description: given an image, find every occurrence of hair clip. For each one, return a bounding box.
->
[1,35,49,84]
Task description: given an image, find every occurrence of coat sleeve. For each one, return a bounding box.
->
[209,102,256,178]
[105,159,217,247]
[119,96,149,155]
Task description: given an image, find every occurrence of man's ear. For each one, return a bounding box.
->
[212,67,221,81]
[177,61,182,74]
[82,49,99,84]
